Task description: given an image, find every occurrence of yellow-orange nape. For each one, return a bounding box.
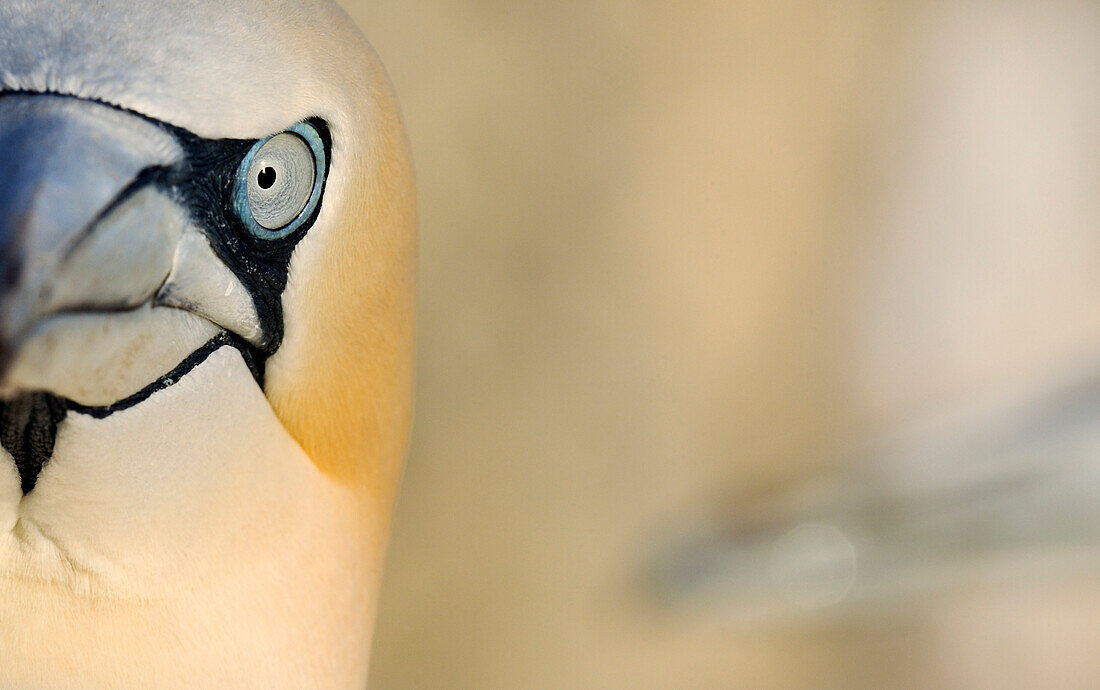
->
[267,56,417,504]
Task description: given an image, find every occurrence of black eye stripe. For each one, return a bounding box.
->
[153,117,331,360]
[0,94,334,361]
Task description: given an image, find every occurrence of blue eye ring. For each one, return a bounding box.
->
[232,121,326,240]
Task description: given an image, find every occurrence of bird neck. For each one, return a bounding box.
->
[0,345,384,686]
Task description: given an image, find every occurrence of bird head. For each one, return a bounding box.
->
[0,1,415,501]
[0,3,414,682]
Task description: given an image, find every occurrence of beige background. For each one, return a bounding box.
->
[335,1,1100,687]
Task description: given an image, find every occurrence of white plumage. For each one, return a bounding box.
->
[0,2,415,687]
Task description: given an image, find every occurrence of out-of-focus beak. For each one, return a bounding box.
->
[0,94,262,406]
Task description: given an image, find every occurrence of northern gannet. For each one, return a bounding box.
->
[0,1,414,687]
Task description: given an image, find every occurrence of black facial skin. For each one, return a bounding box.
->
[167,116,332,355]
[0,94,331,494]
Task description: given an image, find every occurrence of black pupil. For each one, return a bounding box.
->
[257,166,277,189]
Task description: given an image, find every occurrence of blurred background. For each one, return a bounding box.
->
[337,1,1100,688]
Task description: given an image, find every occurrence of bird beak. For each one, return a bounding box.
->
[0,94,263,406]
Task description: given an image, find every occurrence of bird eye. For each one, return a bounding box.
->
[233,122,326,239]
